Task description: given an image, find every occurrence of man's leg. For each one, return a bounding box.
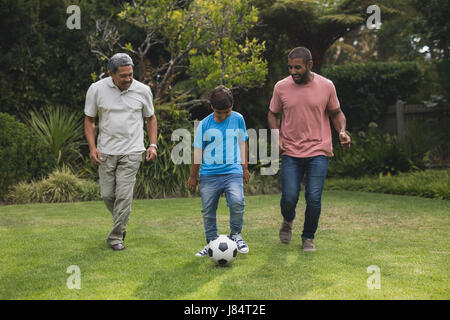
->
[199,175,224,243]
[302,155,328,241]
[279,155,304,243]
[106,153,142,247]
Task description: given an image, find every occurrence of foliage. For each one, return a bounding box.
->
[325,169,450,200]
[322,61,421,131]
[134,104,193,199]
[24,105,86,167]
[0,112,56,200]
[187,0,267,92]
[117,0,267,102]
[0,0,99,117]
[328,123,428,178]
[7,166,100,204]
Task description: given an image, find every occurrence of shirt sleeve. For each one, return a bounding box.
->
[238,115,249,143]
[84,83,98,117]
[326,81,340,111]
[269,84,282,114]
[142,85,155,118]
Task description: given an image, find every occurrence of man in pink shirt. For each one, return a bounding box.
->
[268,47,351,252]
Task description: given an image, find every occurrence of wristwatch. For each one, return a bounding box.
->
[149,143,158,149]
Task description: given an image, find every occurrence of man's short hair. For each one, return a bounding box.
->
[288,47,312,63]
[108,53,134,73]
[210,85,233,110]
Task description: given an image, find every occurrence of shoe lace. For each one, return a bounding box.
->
[231,234,246,247]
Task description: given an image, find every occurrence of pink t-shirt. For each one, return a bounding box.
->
[269,72,340,158]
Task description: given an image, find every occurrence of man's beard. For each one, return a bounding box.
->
[292,69,311,84]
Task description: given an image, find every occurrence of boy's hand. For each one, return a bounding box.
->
[187,175,198,190]
[243,168,251,184]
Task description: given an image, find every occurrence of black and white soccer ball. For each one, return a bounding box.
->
[208,235,238,266]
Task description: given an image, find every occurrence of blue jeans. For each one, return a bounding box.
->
[280,155,328,239]
[199,174,245,243]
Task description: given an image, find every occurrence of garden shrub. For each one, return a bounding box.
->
[325,169,450,200]
[7,166,100,204]
[0,112,56,200]
[328,123,428,178]
[323,62,421,131]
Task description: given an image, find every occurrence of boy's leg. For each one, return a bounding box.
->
[199,175,224,243]
[224,174,245,235]
[224,174,248,253]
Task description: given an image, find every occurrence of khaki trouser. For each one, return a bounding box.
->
[99,153,143,247]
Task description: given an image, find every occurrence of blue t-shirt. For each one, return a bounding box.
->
[193,111,248,176]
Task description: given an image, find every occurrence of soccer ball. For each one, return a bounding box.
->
[208,235,238,266]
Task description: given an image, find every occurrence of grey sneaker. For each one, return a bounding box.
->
[279,219,293,244]
[302,238,316,252]
[195,244,209,257]
[230,233,249,254]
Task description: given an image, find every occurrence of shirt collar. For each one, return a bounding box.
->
[107,76,137,92]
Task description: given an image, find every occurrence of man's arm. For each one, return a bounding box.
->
[267,110,285,151]
[145,114,158,161]
[84,115,103,165]
[328,108,351,150]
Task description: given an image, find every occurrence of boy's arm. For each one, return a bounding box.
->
[240,140,250,184]
[187,147,202,190]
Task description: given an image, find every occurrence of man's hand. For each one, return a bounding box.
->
[187,175,198,190]
[89,148,103,166]
[243,168,251,184]
[339,131,351,150]
[146,146,158,162]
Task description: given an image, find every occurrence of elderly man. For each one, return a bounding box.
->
[84,53,158,251]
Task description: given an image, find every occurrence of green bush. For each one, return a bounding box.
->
[134,104,193,199]
[24,105,86,167]
[323,62,421,131]
[329,123,429,178]
[7,166,100,204]
[0,112,56,200]
[325,169,450,200]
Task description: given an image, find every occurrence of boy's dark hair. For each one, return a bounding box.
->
[288,47,312,64]
[210,85,233,110]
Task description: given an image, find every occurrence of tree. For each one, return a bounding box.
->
[187,0,267,93]
[106,0,267,105]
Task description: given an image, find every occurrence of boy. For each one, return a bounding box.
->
[187,85,251,256]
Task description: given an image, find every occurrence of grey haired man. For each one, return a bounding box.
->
[84,53,158,251]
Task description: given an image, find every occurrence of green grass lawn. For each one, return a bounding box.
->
[0,191,448,300]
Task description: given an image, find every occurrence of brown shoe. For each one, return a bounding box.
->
[279,219,293,244]
[302,238,316,252]
[111,243,125,251]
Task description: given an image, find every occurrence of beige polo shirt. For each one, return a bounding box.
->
[85,77,154,155]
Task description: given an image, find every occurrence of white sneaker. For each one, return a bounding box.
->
[230,233,249,254]
[195,244,209,257]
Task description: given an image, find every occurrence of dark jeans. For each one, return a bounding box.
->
[280,154,328,239]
